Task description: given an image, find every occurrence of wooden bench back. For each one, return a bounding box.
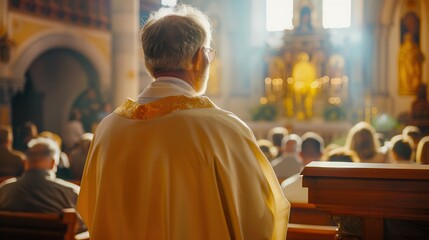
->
[0,208,77,240]
[0,176,14,184]
[289,203,336,226]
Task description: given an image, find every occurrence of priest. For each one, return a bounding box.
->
[77,5,290,240]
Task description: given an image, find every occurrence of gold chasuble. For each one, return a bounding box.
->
[77,96,290,240]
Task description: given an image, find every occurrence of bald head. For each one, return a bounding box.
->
[281,134,302,154]
[26,138,60,170]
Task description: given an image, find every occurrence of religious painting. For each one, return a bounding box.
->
[398,0,424,96]
[295,6,314,34]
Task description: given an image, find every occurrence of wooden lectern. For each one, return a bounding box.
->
[302,161,429,240]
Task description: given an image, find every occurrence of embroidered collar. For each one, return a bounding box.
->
[115,95,217,120]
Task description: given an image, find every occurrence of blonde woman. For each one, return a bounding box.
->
[345,122,387,163]
[416,136,429,164]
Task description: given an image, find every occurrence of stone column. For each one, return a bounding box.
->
[111,0,140,107]
[0,0,10,124]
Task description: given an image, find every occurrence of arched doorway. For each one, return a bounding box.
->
[11,48,100,145]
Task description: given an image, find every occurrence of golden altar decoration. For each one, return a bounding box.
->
[262,30,350,121]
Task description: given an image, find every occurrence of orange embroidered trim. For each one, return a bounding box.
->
[114,96,216,120]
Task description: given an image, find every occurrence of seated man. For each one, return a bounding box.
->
[38,131,72,179]
[271,134,303,180]
[257,139,278,162]
[69,133,93,180]
[0,137,85,232]
[402,125,422,161]
[389,135,414,163]
[281,132,324,203]
[267,127,289,158]
[0,125,25,177]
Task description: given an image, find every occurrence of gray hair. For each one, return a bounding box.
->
[281,134,302,153]
[27,137,61,166]
[140,5,212,76]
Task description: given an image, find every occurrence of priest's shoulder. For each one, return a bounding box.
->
[200,107,254,136]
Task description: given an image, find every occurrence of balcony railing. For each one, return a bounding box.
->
[9,0,111,30]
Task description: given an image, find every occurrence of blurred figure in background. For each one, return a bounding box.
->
[281,132,324,203]
[14,121,38,151]
[402,125,422,161]
[345,122,386,163]
[62,109,85,151]
[299,132,324,166]
[0,137,85,232]
[0,125,25,176]
[416,136,429,164]
[271,134,302,180]
[38,131,72,180]
[257,139,278,162]
[322,147,359,163]
[267,127,289,158]
[69,133,93,180]
[389,135,414,164]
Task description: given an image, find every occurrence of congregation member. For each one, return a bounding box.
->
[77,5,289,240]
[281,132,324,203]
[344,122,386,163]
[271,133,303,180]
[15,121,38,151]
[299,132,324,165]
[416,136,429,164]
[402,125,422,161]
[0,137,84,232]
[257,138,278,162]
[402,125,422,146]
[322,147,359,163]
[267,126,289,157]
[62,109,85,151]
[389,135,414,163]
[39,131,72,180]
[0,125,25,177]
[375,132,389,155]
[69,133,93,180]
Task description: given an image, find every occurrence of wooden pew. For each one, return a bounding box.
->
[289,203,336,226]
[0,208,77,240]
[287,223,337,240]
[279,176,338,239]
[287,203,338,240]
[0,175,81,186]
[302,161,429,240]
[0,176,14,184]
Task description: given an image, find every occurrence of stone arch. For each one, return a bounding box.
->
[10,29,110,92]
[9,30,110,135]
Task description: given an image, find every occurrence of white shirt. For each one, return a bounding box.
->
[270,153,303,179]
[281,174,308,203]
[137,77,197,105]
[62,120,85,149]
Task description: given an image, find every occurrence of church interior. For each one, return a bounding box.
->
[1,0,429,239]
[1,0,429,139]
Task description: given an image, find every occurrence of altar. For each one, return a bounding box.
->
[261,1,356,124]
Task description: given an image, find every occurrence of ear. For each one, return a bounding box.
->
[48,159,56,170]
[23,159,29,170]
[192,48,204,71]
